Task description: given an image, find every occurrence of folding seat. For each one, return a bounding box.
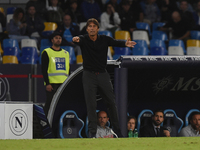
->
[152,22,165,31]
[115,30,131,40]
[133,40,148,49]
[150,47,167,55]
[112,54,121,60]
[168,46,184,56]
[0,7,4,13]
[168,39,186,53]
[150,39,167,49]
[2,55,18,64]
[114,47,132,55]
[59,110,84,138]
[185,109,200,126]
[187,39,200,47]
[79,22,87,31]
[40,39,52,47]
[190,30,200,40]
[76,55,83,64]
[22,47,38,58]
[136,22,151,36]
[4,47,21,60]
[42,22,58,37]
[20,55,38,64]
[21,39,38,49]
[6,7,16,14]
[152,31,168,41]
[137,109,154,135]
[3,39,20,49]
[187,47,200,55]
[6,14,13,23]
[133,47,149,55]
[60,46,76,64]
[162,109,184,137]
[132,30,150,45]
[98,30,113,37]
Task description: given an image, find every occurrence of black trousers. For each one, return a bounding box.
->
[82,70,121,136]
[44,83,61,116]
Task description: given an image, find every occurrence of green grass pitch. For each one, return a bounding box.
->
[0,137,200,150]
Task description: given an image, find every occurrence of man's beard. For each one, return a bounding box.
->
[54,43,61,47]
[153,120,161,126]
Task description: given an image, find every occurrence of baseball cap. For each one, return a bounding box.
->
[51,32,62,39]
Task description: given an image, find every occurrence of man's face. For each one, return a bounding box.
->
[86,22,99,36]
[190,114,200,130]
[28,6,36,16]
[180,1,188,11]
[127,118,136,131]
[97,112,109,128]
[63,15,71,27]
[51,35,62,46]
[153,112,164,126]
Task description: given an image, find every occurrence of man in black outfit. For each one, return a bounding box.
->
[140,110,170,137]
[72,18,136,138]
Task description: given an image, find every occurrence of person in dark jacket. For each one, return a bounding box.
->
[25,4,45,38]
[140,110,170,137]
[55,14,81,55]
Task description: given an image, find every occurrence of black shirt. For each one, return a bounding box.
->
[74,34,126,72]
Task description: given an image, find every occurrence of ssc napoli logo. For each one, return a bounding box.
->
[0,73,10,101]
[9,109,28,136]
[67,128,72,134]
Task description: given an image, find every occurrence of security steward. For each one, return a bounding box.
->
[41,32,70,116]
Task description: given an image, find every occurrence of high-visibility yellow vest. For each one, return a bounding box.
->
[43,48,70,84]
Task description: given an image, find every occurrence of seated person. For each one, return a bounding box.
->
[100,3,120,36]
[96,111,115,138]
[139,110,170,137]
[45,0,64,25]
[179,112,200,137]
[55,14,81,55]
[127,116,137,137]
[160,11,191,43]
[7,8,30,43]
[25,4,45,39]
[192,1,200,30]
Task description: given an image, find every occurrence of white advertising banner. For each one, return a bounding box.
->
[0,102,33,139]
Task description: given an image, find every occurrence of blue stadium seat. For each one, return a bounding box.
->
[22,47,38,58]
[136,22,151,36]
[3,47,21,60]
[133,47,149,55]
[42,31,54,37]
[41,39,52,47]
[134,40,148,49]
[114,47,132,55]
[152,31,168,41]
[168,39,186,54]
[137,109,154,135]
[6,7,16,14]
[152,22,165,31]
[98,30,113,37]
[150,47,167,55]
[85,110,110,137]
[3,39,20,49]
[59,110,84,138]
[162,109,184,137]
[150,39,167,49]
[20,55,38,64]
[190,30,200,40]
[60,46,76,64]
[112,54,121,60]
[185,109,200,127]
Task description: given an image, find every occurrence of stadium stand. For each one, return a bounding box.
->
[132,30,150,45]
[190,30,200,40]
[4,47,21,61]
[20,55,38,64]
[152,22,166,31]
[60,46,76,64]
[133,47,149,55]
[152,31,168,41]
[168,39,186,55]
[2,55,18,64]
[136,22,151,37]
[186,39,200,55]
[42,22,57,37]
[115,30,131,40]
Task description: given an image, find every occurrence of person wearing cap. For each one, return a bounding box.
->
[41,32,70,116]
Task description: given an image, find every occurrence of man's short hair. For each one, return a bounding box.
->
[127,116,137,123]
[189,111,200,121]
[86,18,100,29]
[153,110,164,116]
